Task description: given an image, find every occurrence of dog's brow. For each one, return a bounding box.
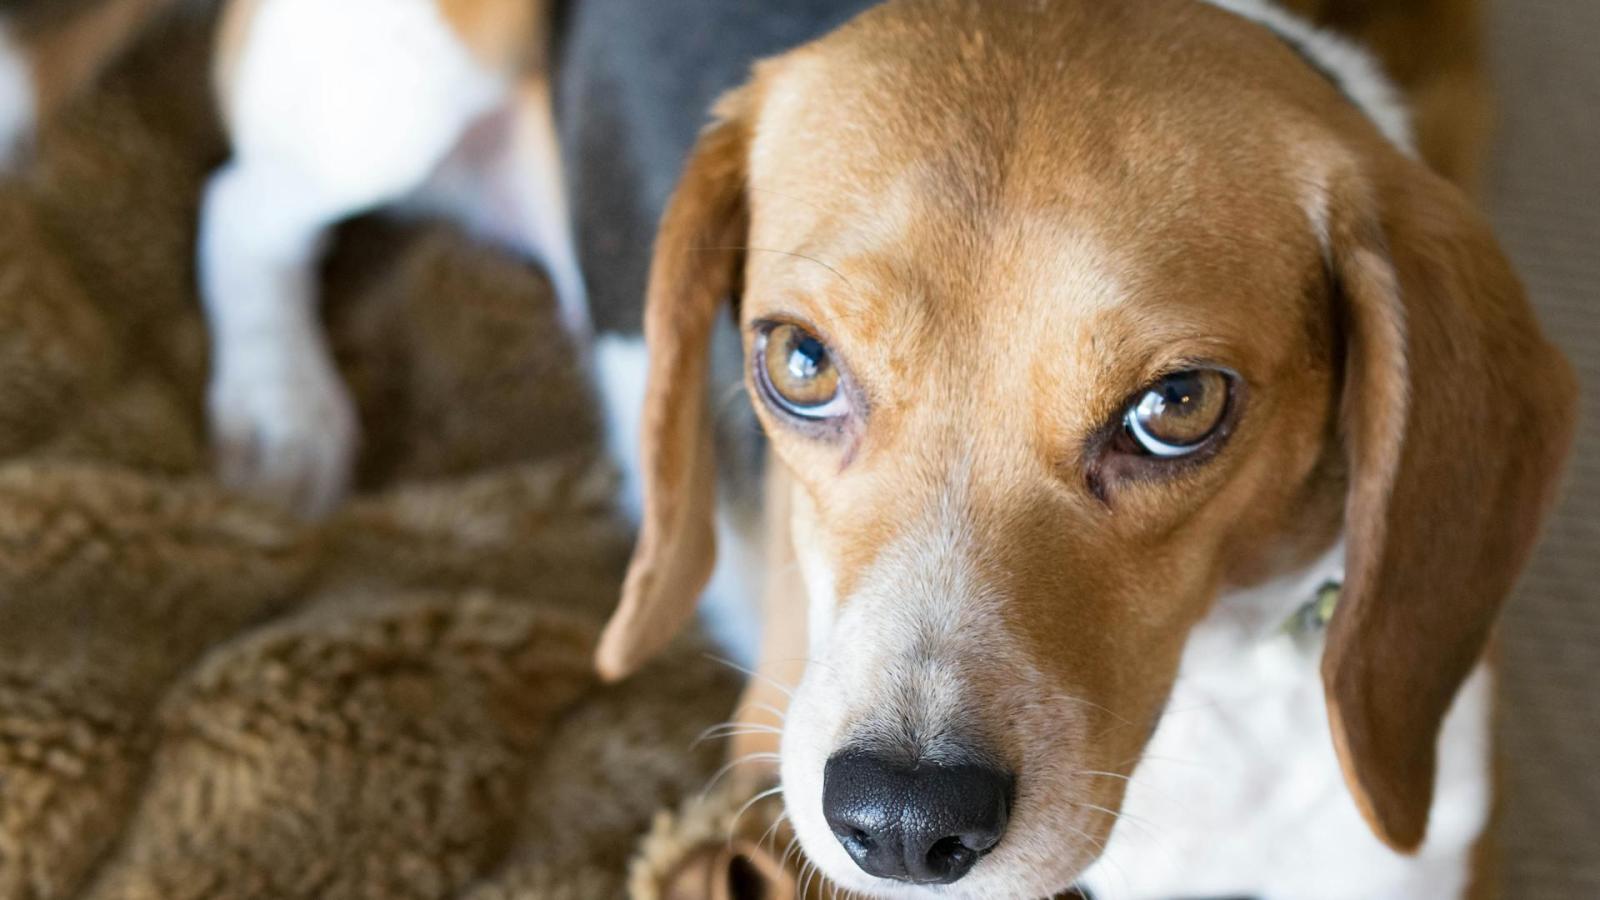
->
[697,245,857,292]
[748,185,836,218]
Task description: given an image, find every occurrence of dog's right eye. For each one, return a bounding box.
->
[756,323,849,420]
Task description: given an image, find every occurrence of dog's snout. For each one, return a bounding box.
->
[821,750,1013,884]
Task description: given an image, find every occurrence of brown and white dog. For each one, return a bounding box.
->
[592,2,1576,898]
[4,0,587,516]
[0,0,1577,897]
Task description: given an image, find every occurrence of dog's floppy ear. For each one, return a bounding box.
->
[595,90,754,681]
[1323,160,1577,851]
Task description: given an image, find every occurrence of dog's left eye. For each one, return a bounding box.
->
[1122,369,1232,457]
[756,323,849,420]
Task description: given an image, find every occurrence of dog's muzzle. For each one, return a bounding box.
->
[821,750,1014,884]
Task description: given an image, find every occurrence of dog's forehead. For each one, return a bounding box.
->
[742,0,1333,337]
[747,0,1335,208]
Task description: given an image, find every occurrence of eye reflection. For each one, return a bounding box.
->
[1123,370,1231,457]
[758,322,849,420]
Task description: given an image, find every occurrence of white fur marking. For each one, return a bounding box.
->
[224,0,504,203]
[0,19,35,165]
[784,525,1489,898]
[793,521,837,660]
[702,507,764,667]
[410,79,591,337]
[1077,543,1490,899]
[783,484,1102,899]
[1203,0,1416,153]
[200,162,359,517]
[595,334,649,523]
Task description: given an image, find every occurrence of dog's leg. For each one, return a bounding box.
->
[416,76,590,339]
[202,0,506,516]
[199,162,360,516]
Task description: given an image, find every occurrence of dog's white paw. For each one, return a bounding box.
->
[208,351,358,519]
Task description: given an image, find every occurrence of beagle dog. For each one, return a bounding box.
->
[0,0,1576,897]
[580,1,1576,898]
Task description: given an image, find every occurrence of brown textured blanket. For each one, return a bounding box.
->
[0,14,739,899]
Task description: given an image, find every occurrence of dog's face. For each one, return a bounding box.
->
[741,15,1348,890]
[598,1,1575,897]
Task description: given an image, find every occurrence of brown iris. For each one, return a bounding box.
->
[1124,370,1231,457]
[760,323,843,417]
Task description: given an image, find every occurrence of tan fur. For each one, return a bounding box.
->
[437,0,543,73]
[1320,151,1577,849]
[601,0,1576,884]
[210,0,262,123]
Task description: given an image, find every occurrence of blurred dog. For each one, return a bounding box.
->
[1,1,1575,897]
[4,0,585,517]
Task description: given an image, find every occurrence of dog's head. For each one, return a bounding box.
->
[597,0,1575,895]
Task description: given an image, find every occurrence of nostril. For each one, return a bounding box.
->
[926,835,975,873]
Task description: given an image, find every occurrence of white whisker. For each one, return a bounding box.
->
[734,700,789,724]
[1070,768,1134,783]
[781,833,804,871]
[800,858,820,900]
[729,785,786,842]
[692,721,784,748]
[1049,690,1135,728]
[1074,800,1166,850]
[699,752,782,799]
[758,809,790,853]
[704,653,796,699]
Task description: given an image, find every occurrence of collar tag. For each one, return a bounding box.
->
[1282,579,1342,645]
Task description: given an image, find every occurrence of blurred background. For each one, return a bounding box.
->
[1486,1,1600,896]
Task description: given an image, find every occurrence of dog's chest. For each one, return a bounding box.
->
[1075,579,1492,900]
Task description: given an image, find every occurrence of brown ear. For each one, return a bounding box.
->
[1323,162,1577,851]
[595,93,753,681]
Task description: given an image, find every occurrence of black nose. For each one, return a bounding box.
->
[821,750,1013,884]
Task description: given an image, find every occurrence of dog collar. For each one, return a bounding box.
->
[1282,579,1342,644]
